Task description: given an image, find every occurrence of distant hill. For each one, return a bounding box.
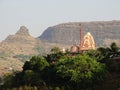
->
[39,20,120,48]
[0,26,44,76]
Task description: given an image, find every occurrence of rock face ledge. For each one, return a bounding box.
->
[39,20,120,47]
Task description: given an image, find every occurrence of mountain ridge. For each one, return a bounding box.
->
[39,20,120,47]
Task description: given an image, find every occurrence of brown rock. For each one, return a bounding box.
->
[16,26,30,36]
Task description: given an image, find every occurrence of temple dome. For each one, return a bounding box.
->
[70,44,79,53]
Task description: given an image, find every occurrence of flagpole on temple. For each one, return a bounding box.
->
[79,24,82,53]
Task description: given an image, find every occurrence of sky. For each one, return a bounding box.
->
[0,0,120,41]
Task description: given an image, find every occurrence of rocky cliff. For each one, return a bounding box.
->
[39,20,120,48]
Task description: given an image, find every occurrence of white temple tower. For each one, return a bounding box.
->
[80,32,95,51]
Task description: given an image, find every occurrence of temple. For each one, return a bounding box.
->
[80,32,95,51]
[70,26,95,54]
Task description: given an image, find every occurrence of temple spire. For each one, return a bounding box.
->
[80,32,95,51]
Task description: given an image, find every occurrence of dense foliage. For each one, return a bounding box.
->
[1,42,120,90]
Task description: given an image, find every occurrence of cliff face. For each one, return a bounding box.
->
[40,20,120,47]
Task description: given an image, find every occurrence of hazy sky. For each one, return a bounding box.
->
[0,0,120,41]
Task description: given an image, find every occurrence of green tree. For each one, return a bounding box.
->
[23,56,49,72]
[96,42,120,72]
[12,56,50,88]
[51,47,61,54]
[96,42,120,61]
[45,47,65,64]
[2,73,14,88]
[109,42,120,58]
[48,54,107,89]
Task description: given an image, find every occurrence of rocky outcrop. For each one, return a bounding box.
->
[39,20,120,47]
[1,26,45,55]
[16,26,30,36]
[4,26,32,43]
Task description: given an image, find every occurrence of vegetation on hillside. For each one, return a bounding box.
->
[0,42,120,90]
